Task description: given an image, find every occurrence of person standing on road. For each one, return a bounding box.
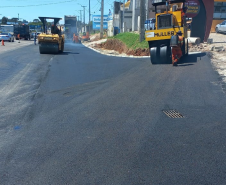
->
[18,34,20,43]
[172,30,183,66]
[34,32,37,45]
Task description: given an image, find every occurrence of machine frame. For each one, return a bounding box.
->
[38,17,65,54]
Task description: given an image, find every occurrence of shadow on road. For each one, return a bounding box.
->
[57,52,80,55]
[213,42,226,44]
[178,53,206,66]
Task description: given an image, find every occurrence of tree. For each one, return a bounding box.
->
[12,18,18,23]
[33,19,40,23]
[2,16,8,24]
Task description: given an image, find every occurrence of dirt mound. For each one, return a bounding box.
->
[95,39,149,56]
[90,34,100,42]
[90,33,108,42]
[127,48,150,56]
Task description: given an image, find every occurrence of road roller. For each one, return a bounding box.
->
[38,17,64,54]
[145,0,188,64]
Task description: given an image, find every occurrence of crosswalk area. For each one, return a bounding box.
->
[0,40,34,54]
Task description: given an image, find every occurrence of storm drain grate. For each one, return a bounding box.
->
[163,110,184,118]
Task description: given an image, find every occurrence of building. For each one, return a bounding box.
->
[211,0,226,32]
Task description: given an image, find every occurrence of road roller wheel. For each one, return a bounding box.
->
[60,42,64,53]
[150,47,160,64]
[39,46,44,54]
[160,46,171,64]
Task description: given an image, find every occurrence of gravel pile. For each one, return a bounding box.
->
[205,33,226,86]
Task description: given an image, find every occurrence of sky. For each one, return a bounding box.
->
[0,0,116,24]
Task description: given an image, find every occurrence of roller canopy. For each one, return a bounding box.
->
[39,17,61,25]
[39,17,62,34]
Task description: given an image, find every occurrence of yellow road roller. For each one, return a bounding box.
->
[38,17,64,54]
[145,0,188,64]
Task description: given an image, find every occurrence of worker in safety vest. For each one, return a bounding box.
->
[34,32,37,45]
[73,33,79,43]
[172,30,183,66]
[17,34,20,43]
[73,33,75,42]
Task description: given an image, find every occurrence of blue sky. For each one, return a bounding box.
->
[0,0,116,24]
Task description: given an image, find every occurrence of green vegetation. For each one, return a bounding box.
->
[111,32,149,49]
[90,31,100,35]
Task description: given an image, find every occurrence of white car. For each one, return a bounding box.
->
[215,21,226,33]
[0,32,14,42]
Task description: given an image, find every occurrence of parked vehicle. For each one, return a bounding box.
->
[215,21,226,33]
[14,25,31,40]
[31,32,41,38]
[31,32,35,38]
[64,15,77,39]
[0,32,14,42]
[0,25,14,35]
[145,18,156,31]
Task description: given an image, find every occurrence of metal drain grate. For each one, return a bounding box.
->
[163,110,184,118]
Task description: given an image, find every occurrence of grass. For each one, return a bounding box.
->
[111,32,149,50]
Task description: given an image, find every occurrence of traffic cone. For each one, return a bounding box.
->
[1,40,5,46]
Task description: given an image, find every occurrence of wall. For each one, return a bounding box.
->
[108,20,114,37]
[211,20,224,32]
[124,11,133,31]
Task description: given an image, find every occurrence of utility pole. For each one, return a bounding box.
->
[89,0,91,33]
[100,0,104,39]
[81,6,87,32]
[79,10,82,22]
[79,10,82,33]
[77,16,80,32]
[132,0,136,31]
[146,0,149,20]
[140,0,145,42]
[122,0,125,32]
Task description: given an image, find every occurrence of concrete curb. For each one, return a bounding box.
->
[83,43,203,58]
[83,43,150,58]
[189,51,203,54]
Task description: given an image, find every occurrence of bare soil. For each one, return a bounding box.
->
[95,39,150,56]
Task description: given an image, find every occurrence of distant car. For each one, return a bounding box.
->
[215,21,226,33]
[145,18,156,31]
[0,32,14,42]
[31,32,41,39]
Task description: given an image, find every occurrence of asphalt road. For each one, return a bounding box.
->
[1,41,226,185]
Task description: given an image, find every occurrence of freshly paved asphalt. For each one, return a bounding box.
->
[1,41,226,185]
